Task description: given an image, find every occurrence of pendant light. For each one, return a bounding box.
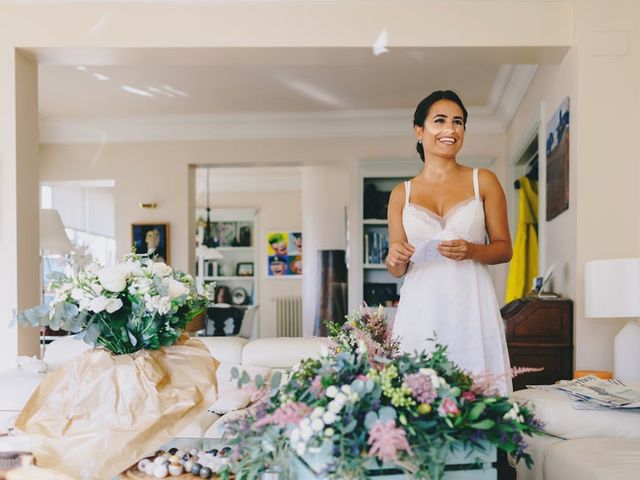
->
[202,167,216,248]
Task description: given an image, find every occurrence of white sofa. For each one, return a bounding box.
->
[512,387,640,480]
[0,334,327,442]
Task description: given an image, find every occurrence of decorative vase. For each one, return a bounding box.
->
[315,250,348,336]
[293,441,497,480]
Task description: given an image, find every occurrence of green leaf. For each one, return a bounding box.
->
[230,366,240,379]
[467,403,486,421]
[364,411,379,429]
[343,419,357,433]
[255,375,265,389]
[470,419,496,430]
[239,371,251,387]
[379,406,397,422]
[270,371,282,391]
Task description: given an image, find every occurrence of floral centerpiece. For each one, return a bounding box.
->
[17,254,206,353]
[14,255,217,480]
[221,306,542,480]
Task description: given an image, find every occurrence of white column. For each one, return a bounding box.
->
[0,48,40,369]
[301,164,350,336]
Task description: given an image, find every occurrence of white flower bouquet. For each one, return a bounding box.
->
[17,254,207,354]
[14,255,217,479]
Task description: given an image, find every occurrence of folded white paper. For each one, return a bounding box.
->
[410,239,442,264]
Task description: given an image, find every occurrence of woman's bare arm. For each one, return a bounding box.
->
[385,183,415,277]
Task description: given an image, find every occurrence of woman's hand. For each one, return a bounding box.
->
[437,239,476,261]
[386,241,415,268]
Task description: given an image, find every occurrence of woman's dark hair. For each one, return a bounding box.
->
[413,90,468,162]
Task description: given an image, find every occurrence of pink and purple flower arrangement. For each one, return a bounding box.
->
[221,306,542,479]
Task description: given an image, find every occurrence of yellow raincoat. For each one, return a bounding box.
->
[505,176,538,303]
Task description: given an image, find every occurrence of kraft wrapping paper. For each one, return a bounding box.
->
[15,336,218,480]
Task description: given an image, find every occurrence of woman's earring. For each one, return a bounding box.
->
[418,139,422,144]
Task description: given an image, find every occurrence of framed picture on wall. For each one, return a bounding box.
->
[266,231,302,277]
[546,97,570,221]
[131,223,170,264]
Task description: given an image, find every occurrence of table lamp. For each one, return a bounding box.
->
[585,258,640,382]
[40,209,72,255]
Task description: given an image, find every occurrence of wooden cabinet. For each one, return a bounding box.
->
[501,298,573,391]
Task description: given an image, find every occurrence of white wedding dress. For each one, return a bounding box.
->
[392,168,512,394]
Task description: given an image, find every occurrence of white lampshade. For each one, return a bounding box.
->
[585,258,640,382]
[585,258,640,318]
[40,209,72,255]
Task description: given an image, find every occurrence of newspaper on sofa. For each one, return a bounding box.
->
[528,375,640,410]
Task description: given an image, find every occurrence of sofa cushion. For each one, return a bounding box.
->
[241,337,326,369]
[196,336,249,364]
[209,362,272,415]
[544,437,640,480]
[513,388,640,438]
[42,335,91,370]
[204,406,257,440]
[174,408,220,439]
[0,368,47,412]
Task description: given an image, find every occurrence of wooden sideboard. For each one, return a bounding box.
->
[501,297,574,391]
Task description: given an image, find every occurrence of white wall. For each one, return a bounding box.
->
[2,0,575,366]
[506,0,640,372]
[302,164,350,336]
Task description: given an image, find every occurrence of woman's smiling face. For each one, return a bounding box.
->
[416,99,465,159]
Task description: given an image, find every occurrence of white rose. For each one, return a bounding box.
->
[322,411,337,425]
[78,297,91,311]
[311,418,324,432]
[325,386,338,398]
[97,265,128,293]
[327,400,343,414]
[122,260,142,275]
[300,425,313,441]
[334,392,347,405]
[106,298,123,313]
[71,288,86,301]
[150,262,172,277]
[165,278,189,299]
[340,385,352,395]
[324,428,335,437]
[145,294,159,312]
[295,444,306,457]
[290,428,301,443]
[89,296,108,313]
[157,296,172,315]
[311,407,325,419]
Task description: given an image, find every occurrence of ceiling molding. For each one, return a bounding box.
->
[39,64,536,144]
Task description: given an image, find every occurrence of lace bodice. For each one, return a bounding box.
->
[402,168,487,246]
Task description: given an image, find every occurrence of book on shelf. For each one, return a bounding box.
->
[363,231,389,265]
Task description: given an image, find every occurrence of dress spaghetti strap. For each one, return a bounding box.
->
[473,168,480,201]
[404,180,411,206]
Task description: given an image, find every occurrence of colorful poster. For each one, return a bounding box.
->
[267,231,302,277]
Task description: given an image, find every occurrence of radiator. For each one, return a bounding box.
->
[275,296,303,337]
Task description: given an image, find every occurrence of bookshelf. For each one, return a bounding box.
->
[195,208,258,308]
[347,159,421,319]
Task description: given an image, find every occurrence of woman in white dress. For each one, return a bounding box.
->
[386,90,513,394]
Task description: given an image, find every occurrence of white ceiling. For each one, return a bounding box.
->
[39,50,500,117]
[37,47,540,142]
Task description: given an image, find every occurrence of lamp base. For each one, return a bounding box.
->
[614,318,640,383]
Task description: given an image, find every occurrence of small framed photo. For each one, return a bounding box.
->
[215,221,237,247]
[131,223,170,264]
[236,262,254,277]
